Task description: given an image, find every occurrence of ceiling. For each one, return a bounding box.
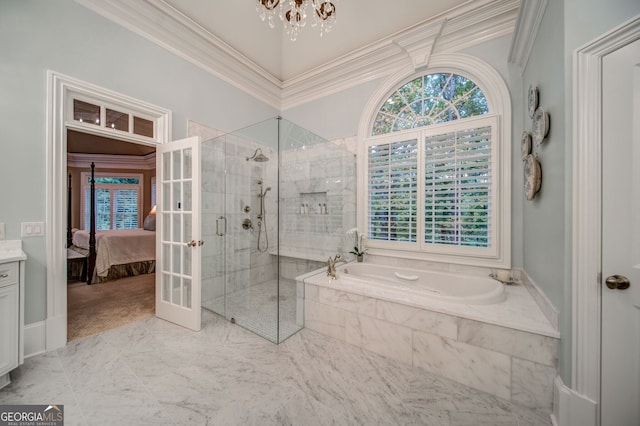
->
[119,0,472,81]
[67,130,156,156]
[78,0,519,109]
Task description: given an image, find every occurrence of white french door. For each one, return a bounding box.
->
[601,38,640,426]
[156,136,202,331]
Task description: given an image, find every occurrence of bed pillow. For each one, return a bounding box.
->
[143,214,156,231]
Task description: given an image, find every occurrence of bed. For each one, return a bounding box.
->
[67,162,156,284]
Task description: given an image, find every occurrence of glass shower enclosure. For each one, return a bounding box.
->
[200,117,356,343]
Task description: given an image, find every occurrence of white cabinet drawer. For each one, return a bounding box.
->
[0,262,18,288]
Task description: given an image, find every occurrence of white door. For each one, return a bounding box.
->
[601,38,640,426]
[156,136,202,331]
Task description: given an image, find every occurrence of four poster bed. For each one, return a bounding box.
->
[67,163,156,284]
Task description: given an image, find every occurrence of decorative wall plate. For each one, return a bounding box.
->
[524,154,542,201]
[528,85,539,118]
[532,107,549,146]
[521,131,532,160]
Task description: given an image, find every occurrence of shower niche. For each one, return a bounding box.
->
[200,117,356,343]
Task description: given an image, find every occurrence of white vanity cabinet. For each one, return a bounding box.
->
[0,241,26,389]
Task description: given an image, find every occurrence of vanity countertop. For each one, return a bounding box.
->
[0,240,27,263]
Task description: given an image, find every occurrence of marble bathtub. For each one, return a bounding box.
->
[299,261,559,412]
[332,262,506,305]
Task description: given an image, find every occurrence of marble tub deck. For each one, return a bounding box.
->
[0,311,550,425]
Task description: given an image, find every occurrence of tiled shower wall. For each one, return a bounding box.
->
[279,142,357,263]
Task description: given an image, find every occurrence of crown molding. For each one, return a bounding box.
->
[67,152,156,170]
[508,0,548,70]
[283,0,519,109]
[393,19,447,70]
[76,0,282,109]
[76,0,519,111]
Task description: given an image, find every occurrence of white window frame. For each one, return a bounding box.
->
[357,54,511,268]
[80,172,144,230]
[365,114,500,259]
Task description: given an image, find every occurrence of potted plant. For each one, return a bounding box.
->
[346,228,367,262]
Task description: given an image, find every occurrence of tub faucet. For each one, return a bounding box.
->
[327,254,348,280]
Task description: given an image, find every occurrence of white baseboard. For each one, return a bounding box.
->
[552,375,598,426]
[24,321,47,358]
[45,314,67,352]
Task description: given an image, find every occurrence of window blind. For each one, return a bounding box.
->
[424,126,491,247]
[113,189,139,229]
[368,139,418,242]
[83,187,140,230]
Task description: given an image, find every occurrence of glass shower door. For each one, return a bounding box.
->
[201,136,227,318]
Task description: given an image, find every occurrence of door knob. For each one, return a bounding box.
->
[605,274,630,290]
[187,240,197,247]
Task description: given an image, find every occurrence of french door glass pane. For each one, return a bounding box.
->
[163,153,171,181]
[184,181,192,211]
[162,273,170,302]
[172,151,181,180]
[172,214,181,242]
[172,244,181,274]
[183,246,192,276]
[183,148,192,179]
[172,275,181,304]
[162,243,170,273]
[173,182,181,210]
[183,278,192,308]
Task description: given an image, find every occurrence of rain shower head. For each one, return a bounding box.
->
[246,148,269,162]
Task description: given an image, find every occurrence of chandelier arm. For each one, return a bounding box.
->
[257,0,336,41]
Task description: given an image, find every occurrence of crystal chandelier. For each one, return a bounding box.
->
[256,0,337,41]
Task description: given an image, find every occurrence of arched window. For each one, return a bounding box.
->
[360,60,511,268]
[372,73,489,135]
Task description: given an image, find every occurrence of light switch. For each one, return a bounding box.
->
[21,222,45,237]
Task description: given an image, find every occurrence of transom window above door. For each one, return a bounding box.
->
[72,99,155,139]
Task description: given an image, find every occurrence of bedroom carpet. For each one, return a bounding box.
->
[67,274,155,342]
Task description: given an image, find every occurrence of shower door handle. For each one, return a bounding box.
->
[216,216,226,236]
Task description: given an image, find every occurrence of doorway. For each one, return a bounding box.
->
[571,15,640,426]
[46,71,171,350]
[65,130,157,341]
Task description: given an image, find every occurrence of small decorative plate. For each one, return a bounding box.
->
[524,154,542,201]
[532,107,550,146]
[528,85,539,118]
[521,131,532,160]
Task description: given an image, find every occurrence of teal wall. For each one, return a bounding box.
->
[522,0,567,381]
[522,0,640,383]
[0,0,277,324]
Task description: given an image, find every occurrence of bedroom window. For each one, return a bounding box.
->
[362,68,510,266]
[81,172,144,230]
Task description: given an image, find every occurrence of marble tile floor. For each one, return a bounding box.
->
[203,278,301,343]
[0,310,551,425]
